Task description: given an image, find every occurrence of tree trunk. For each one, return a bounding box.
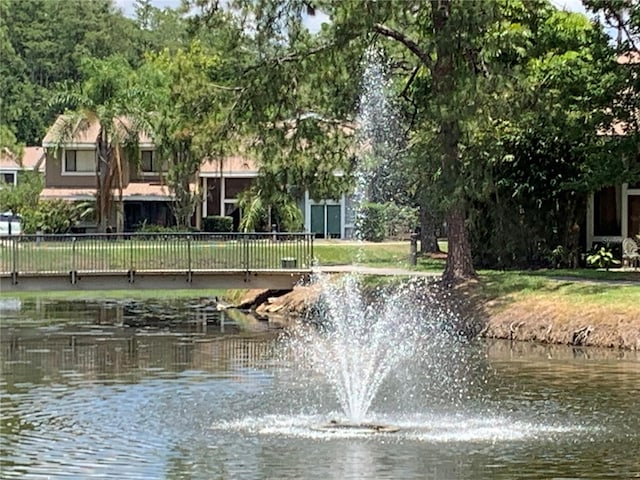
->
[96,130,113,234]
[443,204,476,283]
[419,204,441,254]
[431,0,476,283]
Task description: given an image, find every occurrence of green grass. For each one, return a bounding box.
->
[477,270,640,309]
[312,240,447,271]
[528,268,640,282]
[313,242,413,266]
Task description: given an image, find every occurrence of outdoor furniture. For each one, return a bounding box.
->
[622,237,640,269]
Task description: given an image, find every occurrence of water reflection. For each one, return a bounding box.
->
[1,298,639,479]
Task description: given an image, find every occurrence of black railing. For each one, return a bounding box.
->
[0,232,314,278]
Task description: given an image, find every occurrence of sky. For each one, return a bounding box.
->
[114,0,588,20]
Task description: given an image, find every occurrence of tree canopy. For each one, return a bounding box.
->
[2,0,636,280]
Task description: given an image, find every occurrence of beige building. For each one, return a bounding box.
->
[0,146,45,186]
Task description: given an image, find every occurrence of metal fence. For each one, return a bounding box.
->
[0,232,314,276]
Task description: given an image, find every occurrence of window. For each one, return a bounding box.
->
[141,150,154,173]
[594,186,621,236]
[1,172,16,186]
[65,150,76,171]
[63,150,94,173]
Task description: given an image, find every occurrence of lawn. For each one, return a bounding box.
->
[312,239,447,271]
[476,270,640,311]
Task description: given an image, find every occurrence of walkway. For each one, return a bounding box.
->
[313,265,441,277]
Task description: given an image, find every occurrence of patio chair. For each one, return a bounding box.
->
[622,237,640,269]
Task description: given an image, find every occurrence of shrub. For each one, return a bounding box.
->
[357,202,386,242]
[203,215,233,232]
[587,245,620,271]
[136,224,185,233]
[384,203,419,239]
[21,199,80,234]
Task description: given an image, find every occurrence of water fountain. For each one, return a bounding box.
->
[289,275,427,433]
[211,50,539,444]
[281,49,453,434]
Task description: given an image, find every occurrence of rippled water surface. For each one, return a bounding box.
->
[1,297,639,479]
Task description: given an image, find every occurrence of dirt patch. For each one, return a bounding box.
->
[482,297,640,350]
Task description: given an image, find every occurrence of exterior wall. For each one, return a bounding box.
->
[128,148,162,183]
[45,148,138,188]
[46,149,95,188]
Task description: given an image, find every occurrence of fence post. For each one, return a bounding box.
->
[309,234,314,268]
[11,236,18,284]
[70,236,77,284]
[128,235,135,283]
[243,234,250,272]
[409,233,418,266]
[187,234,192,283]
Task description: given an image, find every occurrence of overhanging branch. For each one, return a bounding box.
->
[244,44,332,73]
[373,23,432,71]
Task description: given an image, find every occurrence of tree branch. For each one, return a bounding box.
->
[243,44,332,73]
[610,9,639,53]
[373,23,432,71]
[210,83,244,92]
[400,65,420,99]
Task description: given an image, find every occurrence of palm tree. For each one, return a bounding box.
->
[49,56,149,232]
[238,161,304,232]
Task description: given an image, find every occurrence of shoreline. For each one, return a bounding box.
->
[239,277,640,351]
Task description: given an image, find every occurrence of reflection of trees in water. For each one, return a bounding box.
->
[7,297,231,328]
[1,334,275,386]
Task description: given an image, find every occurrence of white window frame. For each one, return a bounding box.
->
[140,149,156,176]
[0,171,17,186]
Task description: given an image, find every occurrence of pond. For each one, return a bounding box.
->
[1,297,639,479]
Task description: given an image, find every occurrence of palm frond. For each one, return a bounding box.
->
[238,190,266,232]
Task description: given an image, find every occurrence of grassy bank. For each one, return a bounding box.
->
[473,271,640,349]
[476,271,640,312]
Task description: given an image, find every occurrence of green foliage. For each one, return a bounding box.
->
[135,222,197,233]
[48,55,149,233]
[356,202,418,242]
[4,0,636,277]
[0,125,23,159]
[586,245,621,270]
[237,184,304,233]
[203,216,233,232]
[21,199,81,234]
[383,203,419,239]
[358,202,386,242]
[0,171,43,214]
[141,42,227,229]
[1,0,144,145]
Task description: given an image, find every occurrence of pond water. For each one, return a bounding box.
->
[1,297,639,479]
